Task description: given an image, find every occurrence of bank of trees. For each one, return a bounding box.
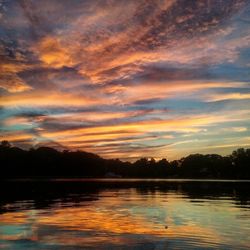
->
[0,140,249,179]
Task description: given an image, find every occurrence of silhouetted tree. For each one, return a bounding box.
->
[0,140,249,179]
[0,140,11,149]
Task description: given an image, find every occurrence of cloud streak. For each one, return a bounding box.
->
[0,0,250,160]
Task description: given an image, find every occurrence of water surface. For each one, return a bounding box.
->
[0,179,250,249]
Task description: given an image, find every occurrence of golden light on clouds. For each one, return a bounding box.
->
[0,0,249,160]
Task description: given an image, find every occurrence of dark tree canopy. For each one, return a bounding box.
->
[0,141,249,179]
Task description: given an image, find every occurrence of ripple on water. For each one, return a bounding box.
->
[0,180,250,249]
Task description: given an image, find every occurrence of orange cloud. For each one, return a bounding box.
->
[35,110,250,159]
[0,131,33,142]
[33,37,74,69]
[0,75,32,93]
[107,81,245,104]
[27,0,249,85]
[205,92,250,102]
[0,56,32,93]
[0,90,104,107]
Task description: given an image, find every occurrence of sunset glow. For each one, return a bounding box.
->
[1,0,250,160]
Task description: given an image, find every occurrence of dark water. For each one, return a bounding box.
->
[0,179,250,249]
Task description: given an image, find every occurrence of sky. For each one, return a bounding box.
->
[0,0,250,161]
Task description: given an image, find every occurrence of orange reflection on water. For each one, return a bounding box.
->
[0,207,221,248]
[0,211,28,224]
[0,189,250,249]
[0,201,221,247]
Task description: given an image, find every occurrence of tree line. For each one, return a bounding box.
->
[0,140,249,179]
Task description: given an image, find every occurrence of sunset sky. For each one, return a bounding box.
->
[0,0,250,161]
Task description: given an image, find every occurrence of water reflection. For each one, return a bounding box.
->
[0,179,250,249]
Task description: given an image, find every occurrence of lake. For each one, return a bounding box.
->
[0,179,250,249]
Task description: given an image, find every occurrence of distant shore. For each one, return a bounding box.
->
[1,141,250,179]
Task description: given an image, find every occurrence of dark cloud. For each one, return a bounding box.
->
[15,111,47,118]
[133,98,164,105]
[0,0,249,159]
[133,0,246,50]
